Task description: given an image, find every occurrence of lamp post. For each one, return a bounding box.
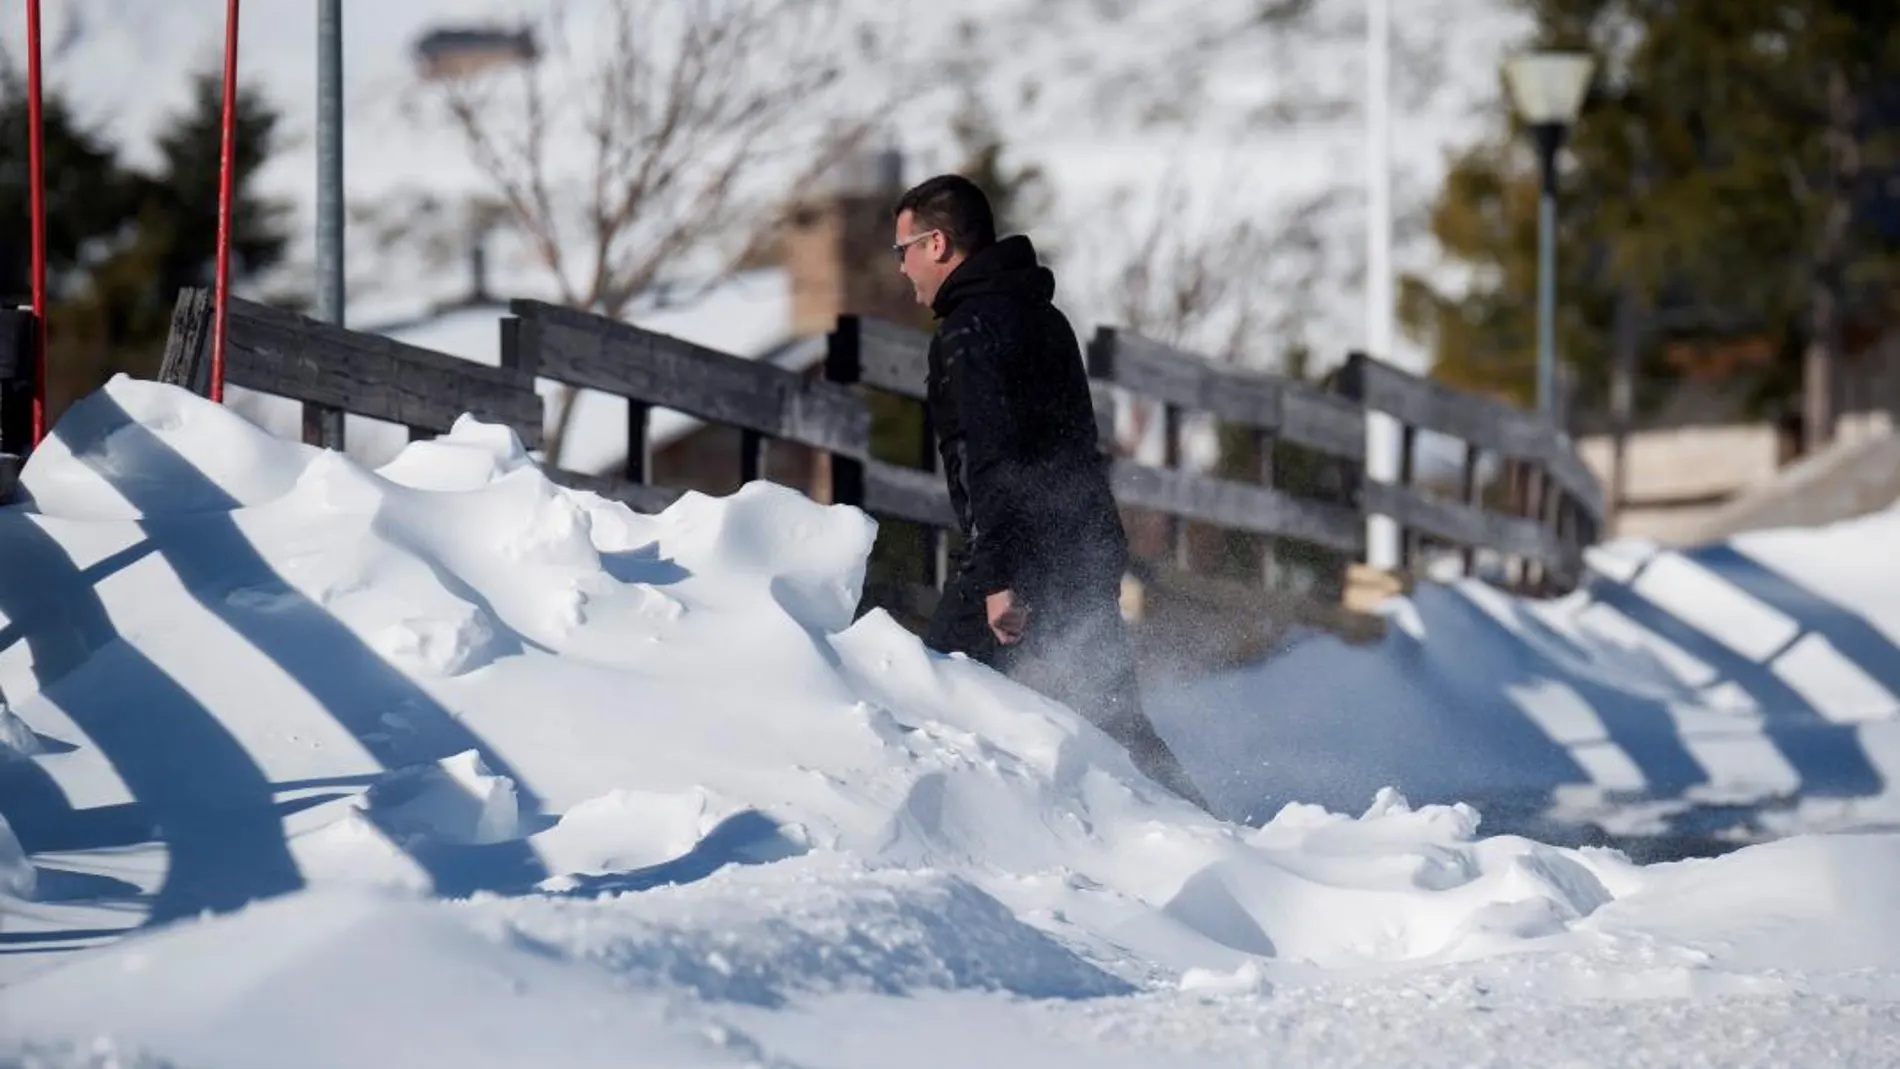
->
[317,0,344,327]
[1503,51,1593,427]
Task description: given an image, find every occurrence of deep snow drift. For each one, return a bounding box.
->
[1150,506,1900,847]
[1,379,1898,1067]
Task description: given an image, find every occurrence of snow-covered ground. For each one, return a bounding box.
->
[1,380,1899,1065]
[1150,511,1900,848]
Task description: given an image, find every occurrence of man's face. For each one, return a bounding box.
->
[894,210,953,307]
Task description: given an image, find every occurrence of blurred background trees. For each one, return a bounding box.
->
[1405,0,1900,452]
[0,53,290,424]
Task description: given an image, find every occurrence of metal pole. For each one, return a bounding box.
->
[1363,0,1400,571]
[26,0,46,443]
[316,0,344,326]
[1531,122,1565,426]
[1537,188,1556,423]
[211,0,241,404]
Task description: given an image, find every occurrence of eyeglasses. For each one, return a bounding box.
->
[891,229,939,262]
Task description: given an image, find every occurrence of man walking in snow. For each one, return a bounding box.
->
[891,174,1210,812]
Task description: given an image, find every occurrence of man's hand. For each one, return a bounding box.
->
[985,589,1029,645]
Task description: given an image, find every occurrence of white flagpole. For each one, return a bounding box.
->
[1365,0,1400,572]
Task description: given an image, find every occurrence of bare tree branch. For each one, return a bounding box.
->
[421,0,891,467]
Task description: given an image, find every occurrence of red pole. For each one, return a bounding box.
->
[210,0,240,403]
[26,0,47,443]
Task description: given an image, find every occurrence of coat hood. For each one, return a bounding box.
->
[931,235,1055,319]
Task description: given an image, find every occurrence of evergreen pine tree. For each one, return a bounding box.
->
[146,67,291,295]
[55,66,292,419]
[0,54,139,304]
[1404,0,1900,445]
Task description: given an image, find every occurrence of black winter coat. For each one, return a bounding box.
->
[926,235,1128,602]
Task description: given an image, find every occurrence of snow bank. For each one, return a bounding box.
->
[1151,510,1900,842]
[0,813,30,903]
[1,378,1897,1065]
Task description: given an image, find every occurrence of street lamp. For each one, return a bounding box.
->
[1503,51,1594,426]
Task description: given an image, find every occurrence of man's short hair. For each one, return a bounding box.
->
[894,174,997,256]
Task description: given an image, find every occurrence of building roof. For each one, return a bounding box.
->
[412,27,538,64]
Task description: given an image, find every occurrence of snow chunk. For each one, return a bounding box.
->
[371,606,506,678]
[659,481,876,633]
[533,786,750,879]
[1178,958,1272,997]
[376,416,534,492]
[362,750,522,847]
[0,698,41,760]
[0,812,34,902]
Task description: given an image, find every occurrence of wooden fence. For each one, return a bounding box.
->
[109,288,1600,647]
[0,309,34,502]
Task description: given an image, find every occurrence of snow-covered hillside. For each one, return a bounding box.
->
[1,380,1898,1065]
[0,0,1531,372]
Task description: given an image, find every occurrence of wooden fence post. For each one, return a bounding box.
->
[1459,442,1481,577]
[916,380,946,589]
[1256,425,1278,588]
[302,404,345,451]
[1538,469,1562,595]
[158,288,215,397]
[740,429,768,485]
[1397,421,1418,573]
[0,309,30,502]
[1328,352,1371,603]
[824,316,865,510]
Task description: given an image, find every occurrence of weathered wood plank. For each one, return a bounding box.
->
[0,311,33,457]
[625,402,651,484]
[1092,329,1365,460]
[1343,353,1539,457]
[1362,481,1559,564]
[1538,440,1604,517]
[302,403,345,451]
[860,454,1365,555]
[857,317,932,400]
[222,296,543,447]
[516,299,868,458]
[0,309,30,379]
[159,288,214,396]
[1342,352,1603,518]
[863,459,956,528]
[1091,329,1283,431]
[1108,459,1366,553]
[1088,381,1119,450]
[1279,387,1367,461]
[740,429,768,484]
[862,456,1367,562]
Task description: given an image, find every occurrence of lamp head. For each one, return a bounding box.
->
[1504,52,1595,126]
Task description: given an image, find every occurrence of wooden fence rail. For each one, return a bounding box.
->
[159,288,544,452]
[131,286,1602,633]
[1086,327,1368,582]
[1336,352,1599,590]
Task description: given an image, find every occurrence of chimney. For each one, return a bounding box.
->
[782,144,920,338]
[469,236,490,305]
